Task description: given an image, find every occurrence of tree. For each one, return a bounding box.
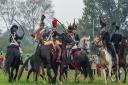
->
[0,0,54,53]
[17,0,54,31]
[78,0,128,38]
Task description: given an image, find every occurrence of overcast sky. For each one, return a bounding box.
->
[52,0,84,24]
[0,0,84,33]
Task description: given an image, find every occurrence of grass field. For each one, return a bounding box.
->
[0,69,128,85]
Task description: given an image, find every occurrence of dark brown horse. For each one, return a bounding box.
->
[116,37,128,83]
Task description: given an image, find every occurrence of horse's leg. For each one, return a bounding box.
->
[64,68,68,83]
[108,63,113,82]
[10,67,14,82]
[59,60,68,84]
[46,64,52,83]
[13,66,19,81]
[40,65,47,84]
[61,66,68,83]
[52,63,59,84]
[75,70,77,83]
[59,63,65,84]
[103,68,107,84]
[75,69,81,83]
[35,71,39,84]
[7,67,11,82]
[27,68,33,81]
[123,65,127,83]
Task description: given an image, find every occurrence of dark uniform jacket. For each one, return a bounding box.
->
[101,31,110,45]
[74,34,80,45]
[9,33,24,43]
[101,31,116,58]
[111,33,122,53]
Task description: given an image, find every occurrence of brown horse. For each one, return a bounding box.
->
[116,37,128,83]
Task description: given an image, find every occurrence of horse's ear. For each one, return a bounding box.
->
[31,34,35,38]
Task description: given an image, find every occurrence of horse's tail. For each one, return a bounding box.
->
[18,57,31,80]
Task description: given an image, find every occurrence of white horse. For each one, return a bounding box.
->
[93,36,113,83]
[78,36,91,52]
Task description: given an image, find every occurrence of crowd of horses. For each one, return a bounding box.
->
[2,30,128,84]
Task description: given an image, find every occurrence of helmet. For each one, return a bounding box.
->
[10,25,18,34]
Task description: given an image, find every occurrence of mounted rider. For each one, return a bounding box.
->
[9,24,24,63]
[100,18,116,61]
[31,14,46,42]
[52,18,62,63]
[111,22,122,53]
[68,21,80,50]
[72,19,80,46]
[9,25,24,51]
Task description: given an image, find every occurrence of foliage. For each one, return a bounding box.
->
[78,0,128,38]
[0,0,54,54]
[0,0,54,31]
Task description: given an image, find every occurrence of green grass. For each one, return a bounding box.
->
[0,70,127,85]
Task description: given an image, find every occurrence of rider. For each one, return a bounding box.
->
[31,14,46,40]
[52,18,62,63]
[111,22,122,53]
[68,23,80,50]
[100,18,116,61]
[73,21,80,46]
[9,24,24,63]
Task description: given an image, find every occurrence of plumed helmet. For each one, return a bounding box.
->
[40,14,46,27]
[68,25,76,33]
[41,14,46,22]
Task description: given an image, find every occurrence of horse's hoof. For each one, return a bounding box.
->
[9,80,14,83]
[123,80,126,83]
[35,82,38,84]
[26,80,30,82]
[60,81,63,85]
[43,80,46,84]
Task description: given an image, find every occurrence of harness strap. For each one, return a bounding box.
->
[10,33,19,46]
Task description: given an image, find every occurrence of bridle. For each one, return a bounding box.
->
[94,37,104,48]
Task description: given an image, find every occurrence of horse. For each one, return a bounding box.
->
[114,37,128,83]
[18,54,47,83]
[93,36,113,83]
[65,36,93,83]
[19,29,74,84]
[5,45,21,82]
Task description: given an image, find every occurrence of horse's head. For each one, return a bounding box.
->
[93,36,104,47]
[79,36,91,52]
[61,33,74,45]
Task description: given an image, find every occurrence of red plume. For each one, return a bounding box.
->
[52,18,59,28]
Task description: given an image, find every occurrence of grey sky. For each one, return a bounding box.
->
[52,0,84,24]
[0,0,84,33]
